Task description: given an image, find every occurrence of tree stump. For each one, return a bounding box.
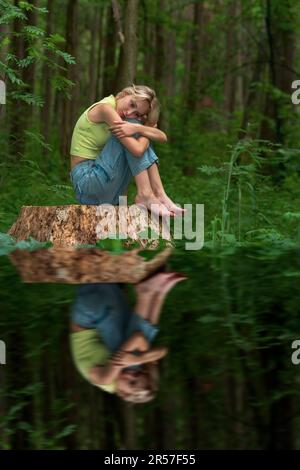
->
[8,204,172,247]
[8,205,173,283]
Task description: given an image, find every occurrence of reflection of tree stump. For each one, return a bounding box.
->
[9,247,172,283]
[8,205,174,283]
[8,205,172,248]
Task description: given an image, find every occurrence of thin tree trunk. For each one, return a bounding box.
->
[10,0,26,158]
[154,0,166,86]
[0,22,9,121]
[41,0,54,146]
[0,369,8,449]
[60,0,78,159]
[180,4,193,99]
[142,3,156,82]
[121,403,137,449]
[95,6,105,100]
[187,1,204,113]
[89,6,100,104]
[224,1,237,120]
[235,0,244,110]
[115,0,139,91]
[238,36,265,140]
[164,10,177,99]
[102,5,117,96]
[259,0,295,145]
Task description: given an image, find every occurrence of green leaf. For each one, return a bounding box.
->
[197,164,224,175]
[9,91,44,106]
[24,131,52,151]
[22,25,45,37]
[0,233,16,255]
[15,237,52,251]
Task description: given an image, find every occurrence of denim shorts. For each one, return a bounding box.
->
[70,121,159,205]
[71,283,158,352]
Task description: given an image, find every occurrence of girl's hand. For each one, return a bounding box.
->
[110,351,141,367]
[109,121,140,138]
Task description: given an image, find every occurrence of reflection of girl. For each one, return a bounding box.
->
[70,272,186,403]
[70,85,185,217]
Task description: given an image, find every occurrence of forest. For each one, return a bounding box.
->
[1,0,300,451]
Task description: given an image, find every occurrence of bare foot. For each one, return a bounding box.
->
[155,193,186,216]
[156,272,187,297]
[135,193,174,217]
[135,272,187,297]
[135,272,176,296]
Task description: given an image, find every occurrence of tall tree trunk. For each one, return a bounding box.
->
[22,0,37,114]
[40,0,54,147]
[115,0,139,91]
[10,0,26,158]
[102,5,117,96]
[187,1,204,113]
[7,332,33,449]
[142,2,156,82]
[180,4,193,99]
[95,6,105,100]
[121,403,137,449]
[260,0,295,145]
[0,22,9,121]
[235,0,244,110]
[0,369,8,448]
[223,0,237,121]
[164,9,177,100]
[154,0,166,86]
[238,35,266,141]
[60,0,78,159]
[89,6,100,104]
[160,360,177,448]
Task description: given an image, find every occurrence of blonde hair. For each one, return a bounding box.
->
[116,84,160,125]
[116,363,159,404]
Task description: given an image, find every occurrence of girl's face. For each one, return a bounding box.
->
[116,95,150,121]
[117,370,148,395]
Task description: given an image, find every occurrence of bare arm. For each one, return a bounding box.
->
[88,333,149,385]
[112,346,168,368]
[109,121,167,143]
[97,104,150,157]
[89,363,122,385]
[134,347,168,364]
[138,125,167,143]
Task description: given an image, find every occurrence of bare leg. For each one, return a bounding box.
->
[134,169,173,217]
[147,163,186,215]
[147,274,187,324]
[134,288,155,319]
[135,272,187,324]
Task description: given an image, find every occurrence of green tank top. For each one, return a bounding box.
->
[70,94,117,159]
[70,329,116,393]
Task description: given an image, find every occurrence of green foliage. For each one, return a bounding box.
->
[0,0,75,106]
[0,233,52,255]
[0,0,27,24]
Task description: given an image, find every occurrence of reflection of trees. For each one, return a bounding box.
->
[1,247,300,449]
